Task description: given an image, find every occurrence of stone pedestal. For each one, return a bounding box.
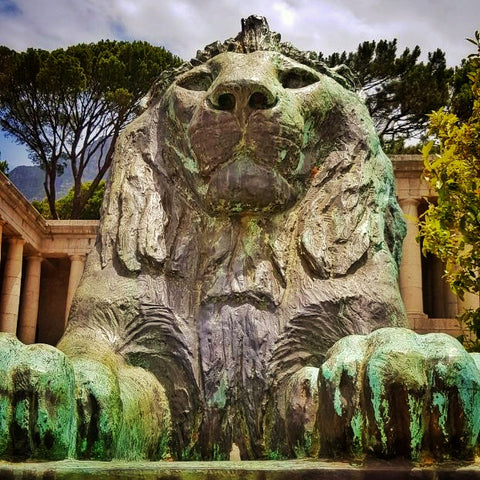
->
[17,254,43,344]
[0,237,25,334]
[1,459,480,479]
[0,220,5,262]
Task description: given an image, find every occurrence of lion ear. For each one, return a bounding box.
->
[329,64,360,92]
[99,112,167,273]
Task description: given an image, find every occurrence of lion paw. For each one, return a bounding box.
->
[317,327,480,461]
[0,333,171,461]
[0,333,77,460]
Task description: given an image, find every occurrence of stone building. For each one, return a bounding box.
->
[0,171,97,345]
[0,155,476,345]
[394,155,478,338]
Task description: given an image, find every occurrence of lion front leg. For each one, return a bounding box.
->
[264,366,320,459]
[266,327,480,462]
[108,362,171,460]
[58,331,171,460]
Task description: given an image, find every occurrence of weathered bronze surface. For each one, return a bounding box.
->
[1,16,479,463]
[319,328,480,461]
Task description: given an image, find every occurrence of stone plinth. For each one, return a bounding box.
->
[0,460,479,480]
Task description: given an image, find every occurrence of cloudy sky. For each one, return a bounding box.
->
[1,0,479,168]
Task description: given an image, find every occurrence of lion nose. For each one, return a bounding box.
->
[209,82,277,112]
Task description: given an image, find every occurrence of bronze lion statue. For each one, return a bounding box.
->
[1,16,479,463]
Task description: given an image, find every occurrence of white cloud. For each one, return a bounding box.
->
[1,0,479,167]
[1,0,478,65]
[117,0,140,16]
[272,1,297,27]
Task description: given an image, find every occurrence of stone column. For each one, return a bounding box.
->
[398,198,426,328]
[0,220,5,262]
[17,254,43,344]
[65,255,86,323]
[0,237,25,334]
[443,277,458,318]
[457,292,480,343]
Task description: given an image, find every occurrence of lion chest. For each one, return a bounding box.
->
[197,301,279,408]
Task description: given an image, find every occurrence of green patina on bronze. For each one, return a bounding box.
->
[0,334,76,460]
[318,328,480,461]
[0,15,478,465]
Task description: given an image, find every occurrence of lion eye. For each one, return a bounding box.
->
[177,71,213,91]
[280,68,319,89]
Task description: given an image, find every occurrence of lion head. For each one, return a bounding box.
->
[162,50,340,216]
[99,14,405,286]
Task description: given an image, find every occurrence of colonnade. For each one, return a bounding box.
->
[398,197,479,330]
[0,225,86,344]
[0,170,98,344]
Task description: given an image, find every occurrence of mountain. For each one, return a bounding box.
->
[9,161,104,202]
[8,139,111,201]
[8,165,46,201]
